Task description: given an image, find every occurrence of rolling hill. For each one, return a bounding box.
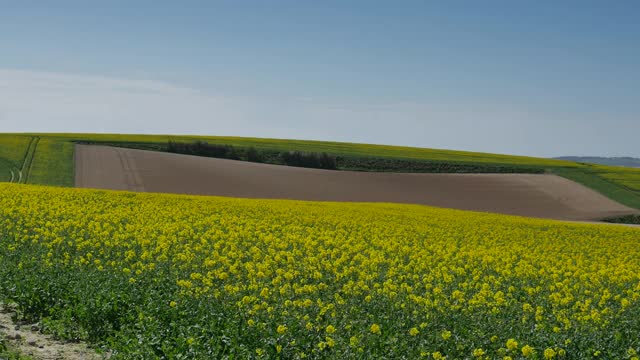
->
[1,133,640,211]
[555,156,640,168]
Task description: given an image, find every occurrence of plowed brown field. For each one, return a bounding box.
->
[75,145,638,221]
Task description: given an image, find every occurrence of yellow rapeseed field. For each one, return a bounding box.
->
[0,183,639,359]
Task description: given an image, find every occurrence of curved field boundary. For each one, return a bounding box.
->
[75,145,638,221]
[551,167,640,210]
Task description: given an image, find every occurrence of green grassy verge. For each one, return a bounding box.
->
[587,164,640,193]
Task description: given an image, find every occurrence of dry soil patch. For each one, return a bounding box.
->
[75,145,638,221]
[0,304,106,360]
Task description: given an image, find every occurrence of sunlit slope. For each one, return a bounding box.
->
[0,183,638,358]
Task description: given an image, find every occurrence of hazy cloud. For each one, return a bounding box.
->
[0,68,637,157]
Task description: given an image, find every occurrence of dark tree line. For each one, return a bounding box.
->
[167,141,337,170]
[162,140,542,174]
[280,151,337,170]
[167,141,240,160]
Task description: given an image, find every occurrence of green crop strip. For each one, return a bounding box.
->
[587,165,640,193]
[27,137,74,187]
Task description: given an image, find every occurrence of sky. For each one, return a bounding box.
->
[1,1,638,158]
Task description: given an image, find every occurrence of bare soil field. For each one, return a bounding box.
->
[75,145,638,221]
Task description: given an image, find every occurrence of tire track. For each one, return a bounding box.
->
[75,145,145,191]
[116,147,146,192]
[18,136,39,184]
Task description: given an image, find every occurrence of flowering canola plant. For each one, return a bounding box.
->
[0,183,639,359]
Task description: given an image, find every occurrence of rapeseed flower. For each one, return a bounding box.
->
[522,345,535,357]
[506,339,518,351]
[544,348,556,359]
[325,325,336,334]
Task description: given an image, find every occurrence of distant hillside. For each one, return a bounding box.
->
[554,156,640,168]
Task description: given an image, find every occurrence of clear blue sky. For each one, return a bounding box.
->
[1,0,638,157]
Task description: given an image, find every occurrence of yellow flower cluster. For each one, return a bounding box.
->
[0,183,638,358]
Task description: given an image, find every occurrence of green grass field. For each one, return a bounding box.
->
[1,132,640,210]
[28,137,75,187]
[0,134,35,183]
